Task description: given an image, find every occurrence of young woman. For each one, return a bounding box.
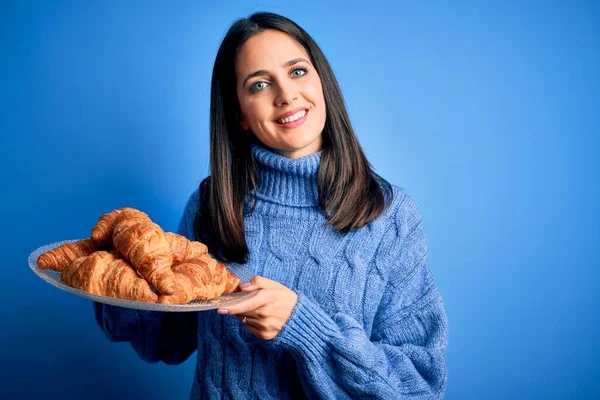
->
[95,12,448,399]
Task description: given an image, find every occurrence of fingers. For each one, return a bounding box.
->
[218,276,296,342]
[234,314,245,323]
[217,289,266,316]
[235,314,258,327]
[234,314,251,326]
[234,314,277,340]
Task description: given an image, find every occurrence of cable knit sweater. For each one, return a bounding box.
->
[94,144,449,399]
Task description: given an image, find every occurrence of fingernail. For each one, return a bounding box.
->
[217,309,229,314]
[240,282,251,288]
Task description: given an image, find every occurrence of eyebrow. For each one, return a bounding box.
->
[242,58,310,87]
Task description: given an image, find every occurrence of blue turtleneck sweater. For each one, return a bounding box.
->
[94,144,449,399]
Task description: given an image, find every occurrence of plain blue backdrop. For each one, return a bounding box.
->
[1,1,598,399]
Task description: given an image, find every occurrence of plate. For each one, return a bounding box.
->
[29,239,257,312]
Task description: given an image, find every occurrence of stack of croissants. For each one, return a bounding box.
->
[37,207,240,304]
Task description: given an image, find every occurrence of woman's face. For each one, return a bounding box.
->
[235,30,326,159]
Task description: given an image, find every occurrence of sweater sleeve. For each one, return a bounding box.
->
[93,190,201,365]
[269,194,448,399]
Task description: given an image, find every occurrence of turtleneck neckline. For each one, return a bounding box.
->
[250,142,321,207]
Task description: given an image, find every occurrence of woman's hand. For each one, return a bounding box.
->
[217,276,298,340]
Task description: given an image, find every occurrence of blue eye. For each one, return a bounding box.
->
[292,68,307,77]
[249,81,267,93]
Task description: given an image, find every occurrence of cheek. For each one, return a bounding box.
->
[310,86,326,123]
[308,79,326,110]
[241,99,267,125]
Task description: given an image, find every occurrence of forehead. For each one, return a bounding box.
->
[235,30,309,74]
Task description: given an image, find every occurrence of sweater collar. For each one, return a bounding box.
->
[251,142,321,207]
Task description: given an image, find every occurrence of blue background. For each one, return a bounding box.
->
[1,1,598,399]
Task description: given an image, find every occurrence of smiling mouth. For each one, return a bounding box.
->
[275,109,308,124]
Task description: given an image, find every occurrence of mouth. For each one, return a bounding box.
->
[274,108,309,129]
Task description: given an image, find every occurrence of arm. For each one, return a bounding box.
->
[93,302,198,365]
[93,190,201,365]
[270,194,448,399]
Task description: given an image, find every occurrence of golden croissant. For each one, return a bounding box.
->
[39,230,210,275]
[158,255,229,304]
[37,239,99,272]
[166,232,208,262]
[90,207,141,247]
[111,208,177,295]
[61,251,158,303]
[37,207,241,303]
[221,263,242,294]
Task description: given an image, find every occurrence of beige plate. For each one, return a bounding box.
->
[29,239,256,312]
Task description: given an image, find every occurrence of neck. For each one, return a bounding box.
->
[251,143,322,207]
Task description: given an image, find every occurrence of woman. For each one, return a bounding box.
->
[95,12,448,399]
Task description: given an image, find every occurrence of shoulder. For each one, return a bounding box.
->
[382,185,425,233]
[370,185,429,279]
[355,184,425,259]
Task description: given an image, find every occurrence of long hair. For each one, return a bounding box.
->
[195,12,393,263]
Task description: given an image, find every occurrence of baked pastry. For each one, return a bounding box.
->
[37,239,98,272]
[221,263,242,293]
[157,255,229,304]
[112,208,177,295]
[165,233,239,293]
[166,232,208,263]
[90,207,140,247]
[61,251,158,303]
[37,232,215,276]
[37,207,241,304]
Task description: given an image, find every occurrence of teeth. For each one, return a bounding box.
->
[278,109,306,124]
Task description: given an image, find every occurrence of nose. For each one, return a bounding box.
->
[274,81,298,106]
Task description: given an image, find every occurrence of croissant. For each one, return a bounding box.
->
[40,233,213,271]
[157,255,229,304]
[39,207,241,304]
[90,207,141,247]
[165,232,208,263]
[165,232,239,292]
[111,209,177,295]
[221,263,242,293]
[61,251,158,303]
[37,239,99,272]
